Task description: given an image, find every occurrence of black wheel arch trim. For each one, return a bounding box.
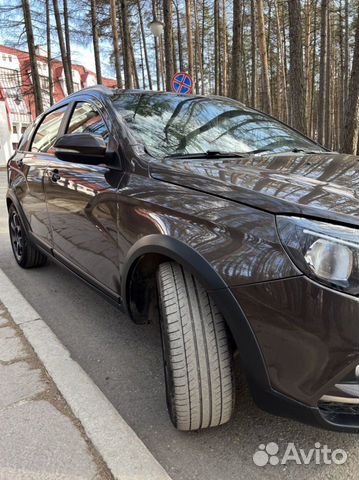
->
[6,191,31,232]
[122,234,271,390]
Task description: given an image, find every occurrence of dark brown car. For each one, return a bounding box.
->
[6,87,359,432]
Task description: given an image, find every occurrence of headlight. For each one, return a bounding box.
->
[276,216,359,295]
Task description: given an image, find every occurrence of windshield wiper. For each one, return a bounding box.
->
[244,147,327,155]
[289,148,327,154]
[165,150,245,159]
[244,148,270,154]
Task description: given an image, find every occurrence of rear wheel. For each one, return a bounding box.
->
[157,261,235,431]
[8,205,47,268]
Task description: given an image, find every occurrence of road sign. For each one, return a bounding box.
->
[171,72,193,95]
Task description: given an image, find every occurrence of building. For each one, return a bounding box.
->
[0,45,116,166]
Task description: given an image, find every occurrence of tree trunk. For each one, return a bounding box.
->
[163,0,174,90]
[288,0,306,134]
[342,5,359,153]
[137,0,152,89]
[138,29,146,88]
[214,0,220,94]
[174,0,184,71]
[120,0,132,88]
[324,6,331,147]
[304,0,312,132]
[274,0,288,122]
[256,0,272,113]
[90,0,102,84]
[172,26,178,73]
[159,35,165,89]
[110,0,123,88]
[309,1,318,138]
[250,0,256,107]
[129,33,140,89]
[317,0,328,145]
[63,0,73,91]
[338,0,345,149]
[222,0,228,96]
[231,0,241,100]
[53,0,73,93]
[22,0,43,115]
[185,0,194,77]
[152,0,161,89]
[46,0,53,106]
[241,33,249,104]
[201,0,206,94]
[193,0,203,94]
[218,0,223,95]
[344,0,349,97]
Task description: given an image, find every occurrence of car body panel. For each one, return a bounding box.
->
[149,153,359,227]
[114,172,300,287]
[8,151,52,248]
[44,161,123,293]
[232,277,359,405]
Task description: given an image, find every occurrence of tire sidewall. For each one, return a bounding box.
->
[157,274,179,429]
[8,205,29,267]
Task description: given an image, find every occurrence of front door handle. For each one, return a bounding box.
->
[48,169,61,182]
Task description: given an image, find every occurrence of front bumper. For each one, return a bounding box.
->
[250,383,359,433]
[231,275,359,432]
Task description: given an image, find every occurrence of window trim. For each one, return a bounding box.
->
[29,104,70,155]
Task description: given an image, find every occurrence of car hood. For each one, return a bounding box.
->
[149,152,359,227]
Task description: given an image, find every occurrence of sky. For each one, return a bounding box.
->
[0,20,114,79]
[67,44,96,72]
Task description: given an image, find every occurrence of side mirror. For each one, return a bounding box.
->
[54,133,108,164]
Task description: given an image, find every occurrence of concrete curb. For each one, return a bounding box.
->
[0,269,172,480]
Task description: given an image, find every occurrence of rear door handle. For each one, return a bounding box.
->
[48,169,61,182]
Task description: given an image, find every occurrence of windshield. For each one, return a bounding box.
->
[112,93,325,158]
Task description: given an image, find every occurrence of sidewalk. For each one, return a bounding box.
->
[0,269,172,480]
[0,302,111,480]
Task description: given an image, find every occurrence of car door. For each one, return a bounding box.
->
[44,98,124,297]
[10,105,68,250]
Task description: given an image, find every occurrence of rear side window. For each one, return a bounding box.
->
[31,105,67,153]
[67,102,110,143]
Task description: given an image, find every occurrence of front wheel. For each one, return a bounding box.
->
[157,262,235,431]
[8,205,47,268]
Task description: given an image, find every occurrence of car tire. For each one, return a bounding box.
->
[8,204,47,268]
[157,261,235,431]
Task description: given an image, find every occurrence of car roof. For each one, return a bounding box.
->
[68,85,246,104]
[42,85,247,118]
[79,85,199,100]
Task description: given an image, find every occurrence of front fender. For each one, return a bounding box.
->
[121,234,271,391]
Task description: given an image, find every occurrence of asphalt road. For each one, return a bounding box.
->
[0,169,358,480]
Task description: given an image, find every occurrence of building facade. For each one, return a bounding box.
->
[0,45,116,166]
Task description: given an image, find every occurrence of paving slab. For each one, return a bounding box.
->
[0,400,99,480]
[0,335,27,362]
[0,325,17,339]
[0,361,45,408]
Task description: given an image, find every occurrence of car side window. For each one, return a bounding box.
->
[31,106,68,153]
[66,102,110,143]
[17,123,34,152]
